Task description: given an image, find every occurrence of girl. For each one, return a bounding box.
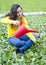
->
[1,4,38,56]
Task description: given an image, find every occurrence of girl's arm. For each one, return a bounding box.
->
[1,17,20,25]
[1,18,13,24]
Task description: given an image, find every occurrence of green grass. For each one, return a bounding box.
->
[0,0,46,13]
[0,15,46,65]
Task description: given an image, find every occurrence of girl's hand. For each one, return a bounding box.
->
[12,20,20,25]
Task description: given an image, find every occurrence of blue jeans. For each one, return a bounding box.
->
[8,34,35,51]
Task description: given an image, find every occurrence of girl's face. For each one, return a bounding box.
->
[17,7,23,19]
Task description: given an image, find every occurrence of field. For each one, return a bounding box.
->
[0,0,46,13]
[0,0,46,65]
[0,15,46,65]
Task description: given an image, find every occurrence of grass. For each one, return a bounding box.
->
[0,0,46,13]
[0,15,46,65]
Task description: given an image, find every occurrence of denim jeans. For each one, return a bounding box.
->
[8,34,35,51]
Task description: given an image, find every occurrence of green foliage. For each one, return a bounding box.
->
[0,15,46,65]
[0,0,46,13]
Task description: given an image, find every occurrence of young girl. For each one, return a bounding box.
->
[1,4,38,56]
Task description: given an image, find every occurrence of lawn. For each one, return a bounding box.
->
[0,15,46,65]
[0,0,46,13]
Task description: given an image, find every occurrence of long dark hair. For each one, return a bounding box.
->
[6,4,23,20]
